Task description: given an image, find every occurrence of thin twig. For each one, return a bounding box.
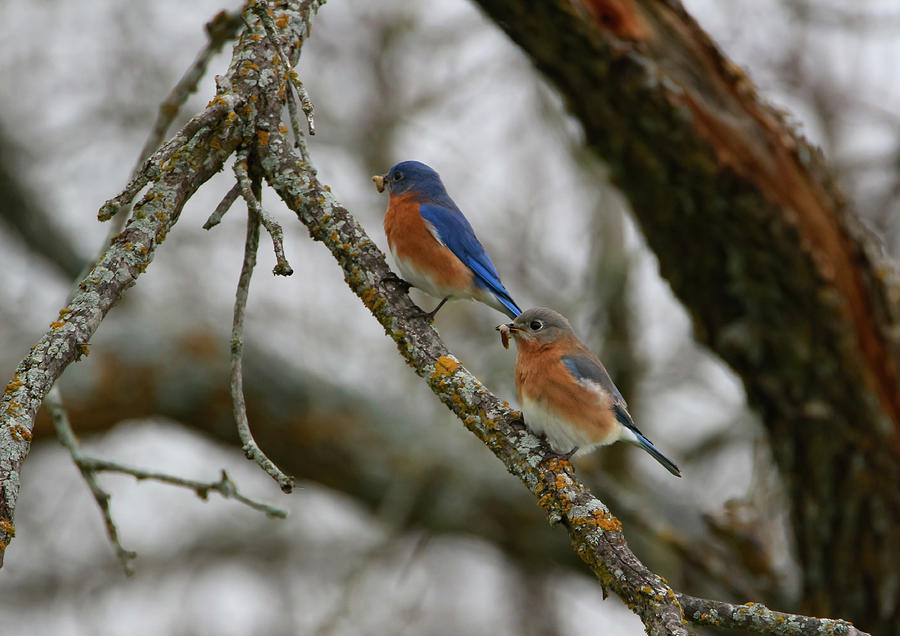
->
[46,386,137,575]
[231,181,295,492]
[97,98,233,222]
[98,10,242,228]
[234,149,293,275]
[79,461,287,519]
[204,182,242,230]
[46,386,288,574]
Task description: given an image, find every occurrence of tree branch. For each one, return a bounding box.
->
[0,0,318,565]
[46,385,285,574]
[46,386,137,575]
[676,594,864,635]
[252,54,864,630]
[230,153,295,492]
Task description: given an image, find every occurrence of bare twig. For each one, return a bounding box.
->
[46,386,137,575]
[46,386,287,574]
[230,183,294,493]
[79,462,287,520]
[204,182,242,230]
[234,149,293,276]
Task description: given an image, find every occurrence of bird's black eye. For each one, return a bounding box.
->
[529,320,543,331]
[393,171,403,181]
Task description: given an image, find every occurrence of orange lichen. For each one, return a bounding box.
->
[9,424,31,442]
[275,13,289,29]
[207,95,229,108]
[433,356,459,378]
[4,376,23,394]
[257,130,270,146]
[594,514,622,532]
[50,320,65,329]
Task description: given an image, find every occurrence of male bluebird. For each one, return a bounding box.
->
[373,160,521,319]
[498,307,681,476]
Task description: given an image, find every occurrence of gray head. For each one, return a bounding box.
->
[502,307,575,345]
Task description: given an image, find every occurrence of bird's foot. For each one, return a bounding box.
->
[545,445,578,463]
[381,271,413,294]
[409,297,448,322]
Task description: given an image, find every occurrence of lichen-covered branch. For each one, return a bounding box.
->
[467,0,900,631]
[255,113,868,633]
[676,594,865,635]
[0,0,318,565]
[0,98,242,563]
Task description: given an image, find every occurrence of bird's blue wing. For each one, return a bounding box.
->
[419,203,521,317]
[561,354,626,406]
[562,353,681,477]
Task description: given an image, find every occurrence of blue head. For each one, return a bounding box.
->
[381,161,454,206]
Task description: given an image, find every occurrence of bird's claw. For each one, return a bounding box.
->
[545,445,578,463]
[381,271,413,294]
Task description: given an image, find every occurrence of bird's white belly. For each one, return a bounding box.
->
[521,396,623,456]
[392,253,466,301]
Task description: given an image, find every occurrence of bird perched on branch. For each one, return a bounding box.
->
[373,160,521,320]
[498,307,681,477]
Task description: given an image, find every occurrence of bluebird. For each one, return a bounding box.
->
[372,160,521,319]
[498,307,681,476]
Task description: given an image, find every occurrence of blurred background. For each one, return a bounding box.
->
[1,0,898,634]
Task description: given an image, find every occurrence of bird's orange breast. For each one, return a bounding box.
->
[383,193,473,293]
[515,339,616,442]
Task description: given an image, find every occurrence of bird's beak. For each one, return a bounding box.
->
[372,174,387,193]
[495,322,520,350]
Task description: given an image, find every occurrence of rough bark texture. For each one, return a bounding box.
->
[468,0,900,631]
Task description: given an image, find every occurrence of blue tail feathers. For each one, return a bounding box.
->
[493,289,522,319]
[633,431,681,477]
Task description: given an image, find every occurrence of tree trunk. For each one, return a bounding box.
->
[469,0,900,631]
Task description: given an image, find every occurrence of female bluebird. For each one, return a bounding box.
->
[373,161,521,319]
[499,307,681,477]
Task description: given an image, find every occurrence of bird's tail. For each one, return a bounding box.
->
[493,290,522,319]
[633,432,681,477]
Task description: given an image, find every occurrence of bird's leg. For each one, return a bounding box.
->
[544,443,578,462]
[381,271,413,294]
[421,297,450,321]
[403,297,450,322]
